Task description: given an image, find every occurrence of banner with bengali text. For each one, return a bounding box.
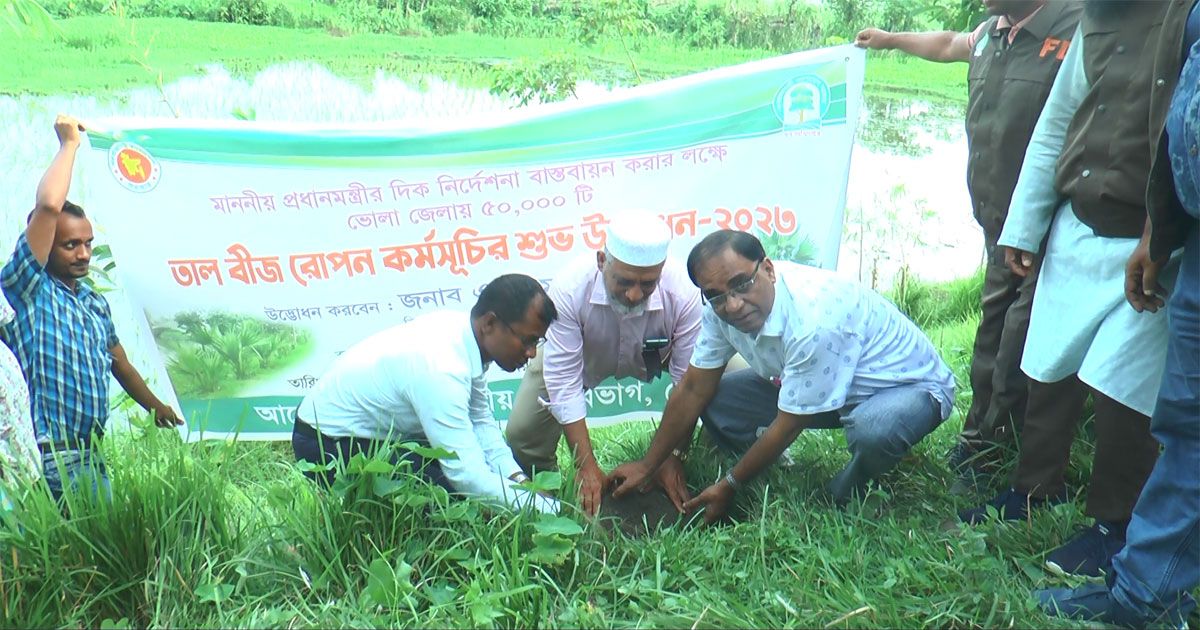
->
[82,45,865,440]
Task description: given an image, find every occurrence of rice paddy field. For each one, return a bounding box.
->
[0,3,1126,627]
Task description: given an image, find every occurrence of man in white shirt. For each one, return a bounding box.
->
[610,230,955,522]
[292,273,559,514]
[505,212,703,516]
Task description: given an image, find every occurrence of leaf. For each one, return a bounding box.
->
[363,557,414,608]
[427,582,458,607]
[527,532,575,565]
[398,441,459,461]
[99,619,131,630]
[399,493,433,509]
[372,476,406,498]
[470,599,504,625]
[524,470,562,493]
[533,514,583,537]
[294,460,332,474]
[194,582,234,604]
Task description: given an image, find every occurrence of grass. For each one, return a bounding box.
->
[0,15,966,101]
[0,273,1116,628]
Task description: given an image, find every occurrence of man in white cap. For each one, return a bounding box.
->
[506,211,703,516]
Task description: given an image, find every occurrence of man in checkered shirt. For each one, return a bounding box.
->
[0,115,183,502]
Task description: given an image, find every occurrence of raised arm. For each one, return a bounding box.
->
[28,115,86,266]
[854,28,972,63]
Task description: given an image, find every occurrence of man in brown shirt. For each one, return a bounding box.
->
[855,0,1082,491]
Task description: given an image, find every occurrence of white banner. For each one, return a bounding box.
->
[81,45,865,439]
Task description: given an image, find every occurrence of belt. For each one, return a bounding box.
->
[37,437,94,453]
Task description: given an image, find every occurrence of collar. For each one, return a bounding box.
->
[587,269,665,312]
[49,274,93,299]
[753,274,788,339]
[462,313,486,378]
[994,2,1054,42]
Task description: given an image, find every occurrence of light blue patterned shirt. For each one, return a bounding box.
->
[688,262,955,419]
[1,234,118,443]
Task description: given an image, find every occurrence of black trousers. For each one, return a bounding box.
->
[958,243,1038,449]
[291,417,453,491]
[1013,375,1160,523]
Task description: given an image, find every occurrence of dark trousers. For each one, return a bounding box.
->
[291,418,453,491]
[1013,375,1160,523]
[959,244,1038,449]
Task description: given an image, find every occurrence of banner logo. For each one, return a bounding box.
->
[774,75,831,130]
[109,142,160,192]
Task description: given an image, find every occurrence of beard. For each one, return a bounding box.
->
[609,297,646,318]
[1084,0,1138,20]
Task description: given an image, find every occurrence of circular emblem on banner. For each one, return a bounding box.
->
[773,74,831,130]
[109,142,160,192]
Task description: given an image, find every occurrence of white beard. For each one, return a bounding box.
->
[609,299,646,318]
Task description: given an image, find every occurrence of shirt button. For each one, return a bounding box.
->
[1116,45,1126,54]
[1156,78,1167,87]
[1097,104,1107,113]
[994,51,1001,57]
[1082,169,1092,178]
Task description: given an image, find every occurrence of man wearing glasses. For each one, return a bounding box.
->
[291,273,559,514]
[610,230,955,522]
[506,212,703,517]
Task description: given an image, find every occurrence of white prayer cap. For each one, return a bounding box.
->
[605,211,672,267]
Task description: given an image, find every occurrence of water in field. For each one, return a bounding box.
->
[0,62,978,424]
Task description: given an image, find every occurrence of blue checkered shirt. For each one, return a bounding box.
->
[0,234,118,443]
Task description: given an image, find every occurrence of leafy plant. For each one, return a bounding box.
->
[154,311,312,397]
[1,0,63,39]
[490,51,585,106]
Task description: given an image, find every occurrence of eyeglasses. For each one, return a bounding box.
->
[702,260,762,311]
[498,318,546,350]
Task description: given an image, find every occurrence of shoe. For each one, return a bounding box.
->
[1045,520,1126,578]
[1036,582,1194,629]
[957,487,1061,525]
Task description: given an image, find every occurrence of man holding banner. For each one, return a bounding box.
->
[609,230,955,522]
[1,114,185,502]
[506,212,702,516]
[292,273,559,514]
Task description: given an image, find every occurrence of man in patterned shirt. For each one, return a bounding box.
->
[610,230,955,522]
[1,114,183,501]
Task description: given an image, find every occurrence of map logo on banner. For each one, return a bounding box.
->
[109,142,161,193]
[81,45,866,441]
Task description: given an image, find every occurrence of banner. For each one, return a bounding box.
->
[81,46,865,440]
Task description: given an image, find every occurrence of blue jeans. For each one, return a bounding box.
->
[1110,226,1200,620]
[41,448,111,503]
[700,369,943,501]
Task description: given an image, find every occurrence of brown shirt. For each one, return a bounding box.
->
[966,1,1083,245]
[1054,2,1172,238]
[1147,0,1198,260]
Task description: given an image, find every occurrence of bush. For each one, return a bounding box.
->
[421,4,470,35]
[331,0,427,35]
[217,0,276,26]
